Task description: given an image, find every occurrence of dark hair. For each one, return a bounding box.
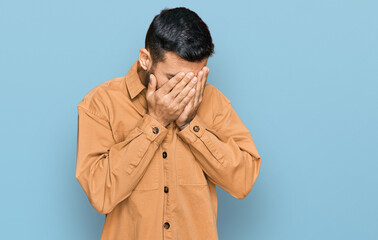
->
[145,7,215,65]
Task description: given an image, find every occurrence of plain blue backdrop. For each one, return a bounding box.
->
[1,0,377,239]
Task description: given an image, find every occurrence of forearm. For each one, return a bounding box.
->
[177,114,261,199]
[76,109,168,214]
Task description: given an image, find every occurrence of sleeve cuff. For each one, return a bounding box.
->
[137,113,169,145]
[176,114,207,143]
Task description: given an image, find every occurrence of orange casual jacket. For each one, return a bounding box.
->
[75,60,262,240]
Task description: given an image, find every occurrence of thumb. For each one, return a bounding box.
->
[146,73,157,98]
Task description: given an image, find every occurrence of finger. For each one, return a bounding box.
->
[146,73,157,98]
[178,102,192,123]
[184,93,195,117]
[172,74,197,104]
[158,71,186,95]
[168,72,195,99]
[193,70,203,106]
[177,87,196,110]
[200,67,209,97]
[189,88,195,107]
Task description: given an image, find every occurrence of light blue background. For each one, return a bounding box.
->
[1,0,377,239]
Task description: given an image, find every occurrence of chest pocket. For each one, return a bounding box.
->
[175,138,208,185]
[114,130,159,191]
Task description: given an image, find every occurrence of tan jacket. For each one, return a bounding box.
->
[75,60,262,240]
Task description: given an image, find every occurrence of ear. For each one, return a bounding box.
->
[138,48,152,71]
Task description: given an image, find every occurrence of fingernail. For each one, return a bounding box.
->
[192,77,197,83]
[188,72,194,78]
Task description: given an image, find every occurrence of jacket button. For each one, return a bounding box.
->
[163,222,170,229]
[164,186,169,193]
[162,152,167,158]
[152,127,159,134]
[193,125,200,132]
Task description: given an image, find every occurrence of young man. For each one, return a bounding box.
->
[76,7,261,240]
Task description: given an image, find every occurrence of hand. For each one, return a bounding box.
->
[146,71,198,127]
[175,66,209,129]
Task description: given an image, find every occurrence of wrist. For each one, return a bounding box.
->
[177,117,194,130]
[147,113,170,128]
[178,124,188,131]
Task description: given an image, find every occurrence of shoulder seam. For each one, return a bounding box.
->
[77,105,109,122]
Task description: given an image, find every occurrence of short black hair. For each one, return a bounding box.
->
[145,7,215,65]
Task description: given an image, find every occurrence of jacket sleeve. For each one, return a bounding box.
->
[75,105,168,214]
[176,93,261,199]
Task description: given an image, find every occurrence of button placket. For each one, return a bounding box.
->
[163,151,169,193]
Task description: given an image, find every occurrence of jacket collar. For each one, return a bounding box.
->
[125,60,147,100]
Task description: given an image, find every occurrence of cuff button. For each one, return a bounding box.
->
[193,126,200,132]
[152,127,159,134]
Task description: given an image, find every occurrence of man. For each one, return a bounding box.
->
[76,7,261,240]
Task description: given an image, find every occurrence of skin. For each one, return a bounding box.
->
[138,48,210,129]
